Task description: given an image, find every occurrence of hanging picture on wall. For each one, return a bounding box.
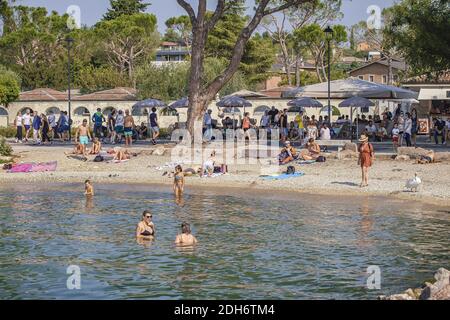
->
[418,118,429,135]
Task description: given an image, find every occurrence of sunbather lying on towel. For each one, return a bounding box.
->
[278,141,298,164]
[300,138,321,161]
[64,143,84,156]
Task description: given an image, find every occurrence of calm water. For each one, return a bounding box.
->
[0,183,448,300]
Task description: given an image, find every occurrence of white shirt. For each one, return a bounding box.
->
[48,114,56,127]
[392,128,400,137]
[115,114,124,126]
[404,118,412,135]
[16,115,23,126]
[23,114,31,126]
[261,115,270,127]
[365,124,377,133]
[320,127,331,140]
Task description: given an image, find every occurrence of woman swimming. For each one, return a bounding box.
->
[84,179,94,196]
[175,222,197,246]
[136,210,155,238]
[173,165,185,197]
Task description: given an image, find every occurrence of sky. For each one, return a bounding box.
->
[17,0,396,33]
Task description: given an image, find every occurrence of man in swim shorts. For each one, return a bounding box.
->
[124,109,135,147]
[75,119,92,156]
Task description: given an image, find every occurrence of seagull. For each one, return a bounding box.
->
[405,173,422,192]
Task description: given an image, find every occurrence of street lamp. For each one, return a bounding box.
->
[324,25,333,126]
[66,37,74,141]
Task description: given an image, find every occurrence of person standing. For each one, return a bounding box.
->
[279,109,288,144]
[107,109,116,143]
[294,112,304,142]
[242,112,251,131]
[92,108,106,140]
[40,114,51,145]
[397,112,405,146]
[175,222,198,246]
[411,108,419,147]
[260,110,270,129]
[320,123,331,140]
[433,117,446,144]
[403,112,412,147]
[358,134,375,188]
[14,112,23,143]
[149,107,160,145]
[22,109,32,142]
[75,119,92,156]
[123,109,135,147]
[114,110,124,144]
[268,106,279,127]
[47,111,58,140]
[32,111,42,145]
[203,109,213,142]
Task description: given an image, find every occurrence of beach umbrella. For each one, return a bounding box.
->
[217,95,252,112]
[169,97,189,109]
[287,106,306,113]
[287,97,323,108]
[132,98,166,111]
[228,89,268,99]
[222,106,242,114]
[254,105,271,113]
[320,105,341,116]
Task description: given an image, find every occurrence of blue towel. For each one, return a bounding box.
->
[260,172,305,180]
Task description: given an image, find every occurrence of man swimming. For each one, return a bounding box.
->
[175,222,198,246]
[75,119,92,156]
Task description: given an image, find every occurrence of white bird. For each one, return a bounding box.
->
[405,173,422,192]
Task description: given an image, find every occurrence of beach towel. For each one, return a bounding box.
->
[200,172,224,178]
[296,160,316,165]
[8,161,57,173]
[260,172,305,180]
[113,159,130,163]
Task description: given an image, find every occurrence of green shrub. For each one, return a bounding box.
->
[0,136,12,156]
[0,126,17,138]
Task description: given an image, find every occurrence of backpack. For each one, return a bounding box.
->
[93,155,104,162]
[286,166,296,174]
[316,156,326,162]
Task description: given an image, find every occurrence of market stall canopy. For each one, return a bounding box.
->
[338,96,375,108]
[287,97,323,108]
[418,88,450,100]
[169,97,189,108]
[227,90,268,98]
[282,77,418,99]
[132,98,166,111]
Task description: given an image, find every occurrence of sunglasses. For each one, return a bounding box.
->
[145,215,152,219]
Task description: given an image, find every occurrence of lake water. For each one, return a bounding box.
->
[0,183,448,300]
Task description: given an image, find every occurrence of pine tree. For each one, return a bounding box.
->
[103,0,150,21]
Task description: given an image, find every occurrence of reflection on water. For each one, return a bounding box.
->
[0,183,448,300]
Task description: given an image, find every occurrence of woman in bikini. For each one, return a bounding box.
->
[174,222,197,246]
[136,210,155,239]
[358,134,375,187]
[173,165,185,197]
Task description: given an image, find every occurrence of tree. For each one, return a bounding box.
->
[165,15,192,48]
[384,0,450,76]
[293,23,347,82]
[75,66,132,94]
[260,0,342,86]
[0,6,72,89]
[176,0,314,135]
[0,65,20,108]
[103,0,151,21]
[95,13,159,83]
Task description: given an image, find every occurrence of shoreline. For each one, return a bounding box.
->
[2,170,450,208]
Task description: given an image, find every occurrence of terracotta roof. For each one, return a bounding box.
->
[403,70,450,84]
[19,88,68,101]
[161,41,179,46]
[73,87,138,101]
[258,86,297,98]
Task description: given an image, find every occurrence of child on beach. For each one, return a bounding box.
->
[173,165,185,197]
[392,123,400,151]
[84,180,94,196]
[89,138,102,155]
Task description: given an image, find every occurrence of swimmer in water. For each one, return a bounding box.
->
[136,210,155,239]
[175,222,197,246]
[173,165,185,197]
[84,179,94,196]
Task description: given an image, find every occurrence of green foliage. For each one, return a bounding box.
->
[0,126,16,138]
[384,0,450,75]
[164,15,191,46]
[103,0,151,21]
[75,66,131,94]
[0,136,12,156]
[0,65,20,106]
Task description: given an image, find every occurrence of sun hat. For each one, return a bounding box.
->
[285,141,291,146]
[359,134,369,142]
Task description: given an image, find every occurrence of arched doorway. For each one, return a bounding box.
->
[45,107,61,115]
[103,107,117,116]
[73,107,91,127]
[0,107,8,127]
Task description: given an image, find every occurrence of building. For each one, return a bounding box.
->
[348,57,407,84]
[356,41,371,52]
[153,41,190,66]
[261,59,316,91]
[402,70,450,119]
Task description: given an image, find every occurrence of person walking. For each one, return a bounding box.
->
[14,111,23,143]
[403,112,412,147]
[32,111,42,145]
[411,108,419,147]
[22,109,32,142]
[47,111,58,140]
[358,134,375,188]
[92,108,106,140]
[149,107,160,145]
[40,114,52,145]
